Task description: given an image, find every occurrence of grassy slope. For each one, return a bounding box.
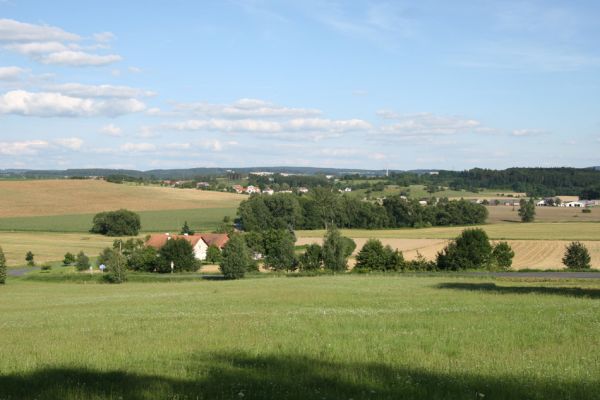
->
[1,276,599,399]
[0,179,244,217]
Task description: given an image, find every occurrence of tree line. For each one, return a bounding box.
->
[238,190,488,231]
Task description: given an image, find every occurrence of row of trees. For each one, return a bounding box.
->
[238,191,488,231]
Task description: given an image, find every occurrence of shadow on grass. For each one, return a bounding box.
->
[437,282,600,299]
[0,352,597,399]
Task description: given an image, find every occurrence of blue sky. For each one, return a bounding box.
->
[0,0,599,170]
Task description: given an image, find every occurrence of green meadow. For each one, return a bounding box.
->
[0,207,236,233]
[1,275,599,399]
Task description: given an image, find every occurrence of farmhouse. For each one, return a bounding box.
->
[145,233,229,261]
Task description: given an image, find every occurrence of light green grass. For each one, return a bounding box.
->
[296,222,600,241]
[0,275,599,399]
[0,207,236,233]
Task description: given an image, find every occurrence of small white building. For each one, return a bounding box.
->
[298,187,309,193]
[563,201,586,208]
[245,185,261,194]
[263,188,274,195]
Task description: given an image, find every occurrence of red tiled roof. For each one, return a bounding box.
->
[145,233,229,249]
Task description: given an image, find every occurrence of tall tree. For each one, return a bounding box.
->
[263,229,297,272]
[220,234,252,279]
[322,225,351,272]
[518,198,536,222]
[562,242,591,270]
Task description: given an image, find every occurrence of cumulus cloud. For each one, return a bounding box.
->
[44,83,155,98]
[0,90,145,117]
[174,98,322,119]
[54,137,83,150]
[0,18,79,42]
[0,140,49,155]
[0,66,25,80]
[0,19,122,67]
[375,112,488,137]
[99,124,122,137]
[512,129,547,137]
[39,50,122,66]
[120,142,156,152]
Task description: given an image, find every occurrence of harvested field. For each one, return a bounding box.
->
[486,205,600,223]
[297,237,600,270]
[0,180,244,217]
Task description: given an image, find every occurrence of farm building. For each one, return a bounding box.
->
[561,201,586,208]
[145,233,229,261]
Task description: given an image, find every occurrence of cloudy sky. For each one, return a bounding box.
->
[1,1,599,170]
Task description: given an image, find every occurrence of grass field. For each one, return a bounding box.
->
[0,207,237,233]
[0,179,244,217]
[486,205,600,223]
[1,275,599,399]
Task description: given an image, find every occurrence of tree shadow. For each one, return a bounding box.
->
[437,282,600,299]
[0,352,597,399]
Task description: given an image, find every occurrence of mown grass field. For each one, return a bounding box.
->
[0,179,244,217]
[1,275,599,399]
[0,207,237,233]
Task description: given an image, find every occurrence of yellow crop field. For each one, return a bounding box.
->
[486,205,600,223]
[297,237,600,270]
[0,180,245,218]
[0,232,136,266]
[296,222,600,241]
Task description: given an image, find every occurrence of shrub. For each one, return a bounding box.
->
[205,245,222,264]
[63,252,76,266]
[582,209,591,214]
[104,251,128,283]
[562,241,591,270]
[25,251,35,267]
[97,247,113,267]
[299,244,323,271]
[75,251,91,271]
[405,251,436,271]
[128,246,158,272]
[90,209,141,236]
[355,239,405,272]
[41,264,52,271]
[0,247,7,284]
[157,238,199,273]
[491,242,515,270]
[322,226,350,272]
[180,221,195,235]
[220,234,252,279]
[436,228,493,270]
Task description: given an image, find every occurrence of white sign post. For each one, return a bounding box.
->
[171,261,174,274]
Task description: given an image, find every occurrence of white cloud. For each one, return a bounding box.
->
[93,32,116,43]
[0,66,25,80]
[0,140,49,155]
[40,50,122,66]
[5,41,69,55]
[512,129,547,137]
[376,112,487,137]
[0,18,79,42]
[99,124,122,137]
[175,98,322,119]
[0,90,145,117]
[128,66,142,73]
[45,83,155,98]
[120,142,156,152]
[54,137,83,150]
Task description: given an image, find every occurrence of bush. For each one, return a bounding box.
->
[180,221,195,235]
[299,244,323,271]
[562,241,591,270]
[436,228,493,270]
[220,234,252,279]
[41,264,52,271]
[322,226,351,272]
[97,247,113,267]
[355,239,405,273]
[205,245,222,264]
[405,251,436,271]
[0,247,7,284]
[90,209,141,236]
[582,209,591,214]
[128,246,158,272]
[63,252,76,266]
[75,251,91,271]
[491,242,514,270]
[104,251,128,283]
[25,251,35,267]
[157,238,199,273]
[518,198,536,222]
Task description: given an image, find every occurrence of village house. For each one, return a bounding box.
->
[263,188,274,195]
[297,187,309,193]
[232,184,244,194]
[145,233,229,261]
[245,185,261,194]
